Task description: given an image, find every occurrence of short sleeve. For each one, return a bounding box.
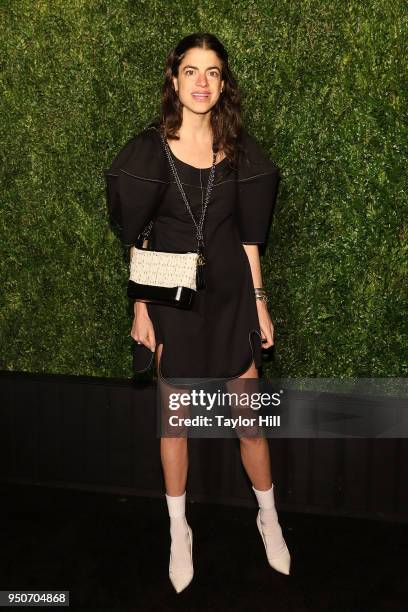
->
[236,130,281,247]
[104,128,167,247]
[105,169,164,247]
[236,168,280,245]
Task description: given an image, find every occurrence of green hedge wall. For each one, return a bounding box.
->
[0,0,406,378]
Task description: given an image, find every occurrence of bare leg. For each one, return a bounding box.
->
[156,343,189,496]
[156,344,194,592]
[160,437,188,496]
[226,359,290,573]
[227,359,273,491]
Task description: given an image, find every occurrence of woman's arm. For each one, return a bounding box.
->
[242,244,274,348]
[129,245,156,352]
[131,300,156,352]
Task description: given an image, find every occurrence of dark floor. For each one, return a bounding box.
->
[0,483,407,611]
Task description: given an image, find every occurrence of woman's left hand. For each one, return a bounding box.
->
[256,300,274,348]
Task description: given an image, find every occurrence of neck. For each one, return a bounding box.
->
[177,107,213,144]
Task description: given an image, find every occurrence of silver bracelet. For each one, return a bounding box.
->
[254,287,268,303]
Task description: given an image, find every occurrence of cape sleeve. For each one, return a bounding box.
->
[236,130,281,247]
[104,127,167,247]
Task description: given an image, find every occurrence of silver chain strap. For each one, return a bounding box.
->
[159,131,216,249]
[139,130,216,251]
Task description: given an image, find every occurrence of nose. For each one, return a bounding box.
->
[195,72,209,87]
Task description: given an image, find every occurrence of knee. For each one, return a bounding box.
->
[239,435,266,447]
[161,435,188,447]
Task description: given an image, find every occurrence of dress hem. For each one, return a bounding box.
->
[156,328,262,388]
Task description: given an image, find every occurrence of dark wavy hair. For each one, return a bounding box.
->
[149,32,245,168]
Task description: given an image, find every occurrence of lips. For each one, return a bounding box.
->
[192,92,210,101]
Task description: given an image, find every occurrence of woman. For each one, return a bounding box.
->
[105,32,291,593]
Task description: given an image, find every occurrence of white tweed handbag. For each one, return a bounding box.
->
[130,246,200,291]
[126,129,217,309]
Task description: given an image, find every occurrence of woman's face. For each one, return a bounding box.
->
[172,47,224,114]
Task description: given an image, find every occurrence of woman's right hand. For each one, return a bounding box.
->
[131,302,156,352]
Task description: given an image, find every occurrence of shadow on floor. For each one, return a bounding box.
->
[0,483,407,611]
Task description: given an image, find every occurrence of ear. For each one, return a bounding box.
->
[172,75,178,93]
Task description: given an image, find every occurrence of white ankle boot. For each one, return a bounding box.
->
[253,484,291,575]
[165,492,194,593]
[169,517,194,593]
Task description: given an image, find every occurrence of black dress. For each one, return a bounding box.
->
[105,125,280,384]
